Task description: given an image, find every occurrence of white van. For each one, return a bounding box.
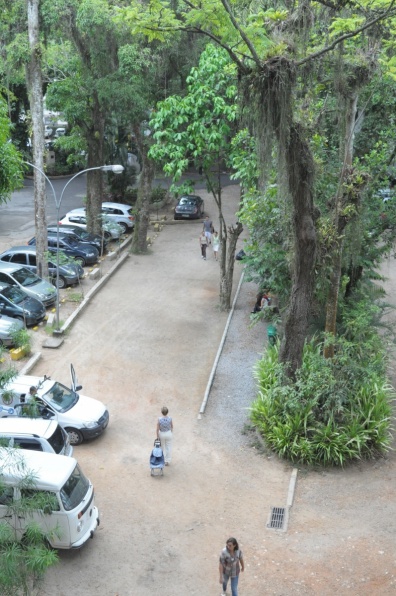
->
[0,448,99,549]
[0,418,73,456]
[0,365,109,445]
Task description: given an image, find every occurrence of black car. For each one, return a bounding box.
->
[0,246,83,289]
[47,225,107,255]
[28,235,99,267]
[174,195,205,220]
[0,283,46,326]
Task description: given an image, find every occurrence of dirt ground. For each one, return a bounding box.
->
[3,186,396,595]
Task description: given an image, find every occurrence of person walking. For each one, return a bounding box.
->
[199,230,208,260]
[212,230,220,261]
[156,406,173,465]
[203,215,213,244]
[219,537,244,596]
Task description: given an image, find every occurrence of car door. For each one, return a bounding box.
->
[8,253,29,267]
[20,488,70,548]
[70,364,82,392]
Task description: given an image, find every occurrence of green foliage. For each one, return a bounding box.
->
[10,326,31,352]
[0,451,59,594]
[0,98,23,202]
[149,43,238,186]
[251,296,394,466]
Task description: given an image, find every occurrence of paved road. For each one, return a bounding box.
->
[0,170,233,242]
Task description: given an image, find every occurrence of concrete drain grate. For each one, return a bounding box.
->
[267,506,287,530]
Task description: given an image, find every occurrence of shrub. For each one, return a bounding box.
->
[251,303,395,466]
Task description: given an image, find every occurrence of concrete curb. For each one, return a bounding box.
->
[198,268,245,417]
[19,351,42,375]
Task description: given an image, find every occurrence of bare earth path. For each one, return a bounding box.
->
[7,186,395,595]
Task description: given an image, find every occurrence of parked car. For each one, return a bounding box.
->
[44,125,53,137]
[59,211,122,241]
[0,449,99,549]
[0,365,110,446]
[0,246,83,289]
[54,127,66,137]
[66,202,134,234]
[0,283,46,326]
[47,225,107,255]
[0,418,73,456]
[174,195,205,220]
[28,235,99,267]
[0,263,56,307]
[0,314,24,347]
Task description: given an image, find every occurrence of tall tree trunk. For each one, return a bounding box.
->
[219,222,243,310]
[86,93,105,236]
[132,127,154,253]
[279,123,317,378]
[206,165,243,311]
[323,93,358,359]
[26,0,48,279]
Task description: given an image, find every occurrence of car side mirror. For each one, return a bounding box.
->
[75,385,82,392]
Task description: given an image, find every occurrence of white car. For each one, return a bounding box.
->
[65,202,134,234]
[59,211,123,241]
[0,365,109,446]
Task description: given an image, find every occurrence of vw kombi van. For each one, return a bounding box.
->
[0,448,99,549]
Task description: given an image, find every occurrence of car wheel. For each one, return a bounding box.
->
[74,256,86,267]
[65,427,83,445]
[119,222,128,234]
[52,276,66,289]
[103,231,111,241]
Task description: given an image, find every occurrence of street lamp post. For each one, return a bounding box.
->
[25,163,124,332]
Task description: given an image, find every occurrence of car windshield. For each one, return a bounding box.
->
[43,381,79,412]
[60,464,89,511]
[13,267,40,287]
[1,286,26,305]
[179,198,196,206]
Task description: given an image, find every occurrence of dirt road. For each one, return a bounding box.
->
[4,185,396,595]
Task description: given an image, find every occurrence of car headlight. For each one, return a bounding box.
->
[83,421,97,428]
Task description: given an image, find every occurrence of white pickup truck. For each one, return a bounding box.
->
[0,365,109,445]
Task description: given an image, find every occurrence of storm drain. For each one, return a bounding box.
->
[267,506,286,530]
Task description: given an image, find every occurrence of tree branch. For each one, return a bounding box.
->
[297,1,396,66]
[218,0,262,67]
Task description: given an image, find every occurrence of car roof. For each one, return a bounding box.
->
[0,448,77,488]
[0,262,28,273]
[0,417,57,439]
[102,202,131,209]
[1,246,37,254]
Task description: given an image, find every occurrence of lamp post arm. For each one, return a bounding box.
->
[58,166,110,208]
[25,161,57,207]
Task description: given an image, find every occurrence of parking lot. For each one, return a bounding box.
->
[1,184,396,595]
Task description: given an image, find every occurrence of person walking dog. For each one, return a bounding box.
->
[219,537,244,596]
[156,406,173,465]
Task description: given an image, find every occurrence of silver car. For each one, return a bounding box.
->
[59,211,123,240]
[0,314,24,347]
[0,263,56,307]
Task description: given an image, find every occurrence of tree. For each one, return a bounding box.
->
[122,0,396,377]
[0,98,23,200]
[149,44,243,309]
[26,0,48,280]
